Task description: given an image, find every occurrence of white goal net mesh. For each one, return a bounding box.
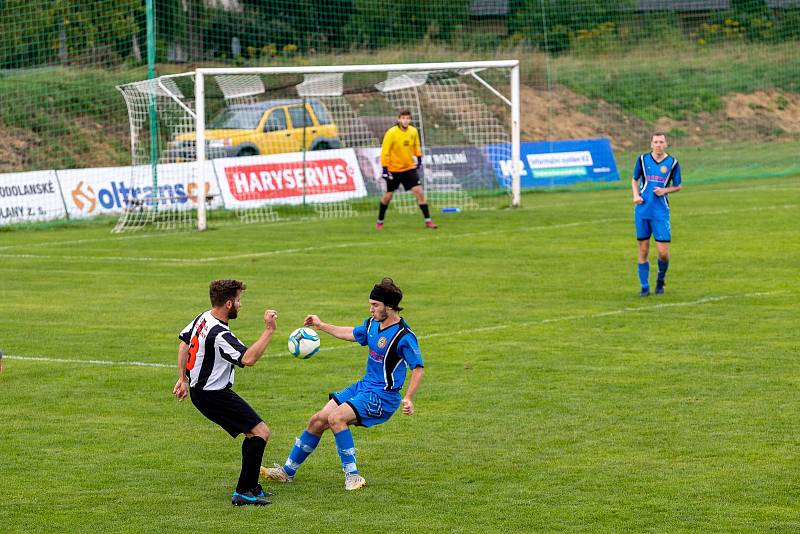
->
[115,64,515,231]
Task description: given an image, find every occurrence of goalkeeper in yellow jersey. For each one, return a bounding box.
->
[375,110,438,230]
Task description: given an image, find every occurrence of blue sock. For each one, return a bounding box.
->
[283,430,321,477]
[333,429,358,475]
[638,262,650,289]
[657,259,669,282]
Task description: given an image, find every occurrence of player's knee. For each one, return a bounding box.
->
[249,422,270,441]
[327,411,344,428]
[309,412,328,432]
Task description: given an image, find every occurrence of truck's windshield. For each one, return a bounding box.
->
[208,108,263,129]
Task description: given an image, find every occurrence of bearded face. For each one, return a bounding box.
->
[369,299,389,322]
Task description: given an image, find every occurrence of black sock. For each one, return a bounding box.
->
[419,203,431,219]
[377,201,389,222]
[236,436,267,493]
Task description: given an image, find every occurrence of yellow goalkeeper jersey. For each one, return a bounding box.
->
[381,124,421,173]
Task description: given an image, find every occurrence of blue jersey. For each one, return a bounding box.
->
[633,153,681,219]
[352,317,424,392]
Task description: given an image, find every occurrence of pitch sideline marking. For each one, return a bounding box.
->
[3,290,783,369]
[0,204,796,265]
[3,355,172,368]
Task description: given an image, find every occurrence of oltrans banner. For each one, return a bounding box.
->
[490,138,620,188]
[0,171,66,225]
[215,148,367,208]
[58,162,222,218]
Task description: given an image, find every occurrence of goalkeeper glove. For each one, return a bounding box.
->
[416,157,424,171]
[382,166,393,180]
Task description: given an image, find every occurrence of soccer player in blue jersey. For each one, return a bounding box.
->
[261,277,425,491]
[632,133,683,296]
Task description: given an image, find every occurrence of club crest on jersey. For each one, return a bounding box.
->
[377,336,387,348]
[660,165,668,173]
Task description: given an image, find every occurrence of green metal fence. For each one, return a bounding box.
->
[1,0,798,180]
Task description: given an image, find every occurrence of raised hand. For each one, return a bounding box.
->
[264,309,278,331]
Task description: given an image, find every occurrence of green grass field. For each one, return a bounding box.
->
[1,176,799,532]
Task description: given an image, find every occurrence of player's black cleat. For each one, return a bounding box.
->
[640,287,650,297]
[655,280,665,295]
[232,490,271,506]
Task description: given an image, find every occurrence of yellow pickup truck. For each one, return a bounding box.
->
[168,98,340,160]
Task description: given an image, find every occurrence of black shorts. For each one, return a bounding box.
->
[386,168,420,192]
[190,386,262,438]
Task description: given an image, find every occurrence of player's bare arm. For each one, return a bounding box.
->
[241,309,278,366]
[402,366,425,415]
[631,178,644,204]
[173,341,189,400]
[304,315,356,341]
[653,184,682,196]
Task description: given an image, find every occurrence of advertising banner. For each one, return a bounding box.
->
[355,145,496,194]
[0,171,65,225]
[215,148,366,208]
[489,138,619,188]
[58,162,221,218]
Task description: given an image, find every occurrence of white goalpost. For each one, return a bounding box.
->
[116,60,521,232]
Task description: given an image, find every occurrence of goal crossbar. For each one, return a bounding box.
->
[195,60,520,76]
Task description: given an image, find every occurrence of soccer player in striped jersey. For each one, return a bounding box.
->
[261,277,425,491]
[173,279,278,506]
[632,133,683,296]
[376,109,438,230]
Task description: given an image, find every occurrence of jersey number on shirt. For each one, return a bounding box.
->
[187,336,199,371]
[186,318,206,371]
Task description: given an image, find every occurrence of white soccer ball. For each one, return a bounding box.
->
[288,327,320,359]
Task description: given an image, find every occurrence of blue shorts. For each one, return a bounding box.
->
[330,381,401,428]
[635,216,671,242]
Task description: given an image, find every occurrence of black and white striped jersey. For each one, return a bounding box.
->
[178,310,248,391]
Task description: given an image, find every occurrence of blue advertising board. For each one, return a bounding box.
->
[488,138,619,188]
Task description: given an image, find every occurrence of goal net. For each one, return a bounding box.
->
[115,61,520,232]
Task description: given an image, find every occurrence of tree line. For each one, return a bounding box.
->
[0,0,797,69]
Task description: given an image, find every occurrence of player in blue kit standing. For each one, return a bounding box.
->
[260,277,425,491]
[632,133,683,296]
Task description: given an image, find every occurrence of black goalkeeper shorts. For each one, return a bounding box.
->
[386,168,421,192]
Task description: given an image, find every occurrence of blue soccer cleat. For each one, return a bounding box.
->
[655,280,665,295]
[251,483,273,498]
[232,489,271,506]
[640,287,650,297]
